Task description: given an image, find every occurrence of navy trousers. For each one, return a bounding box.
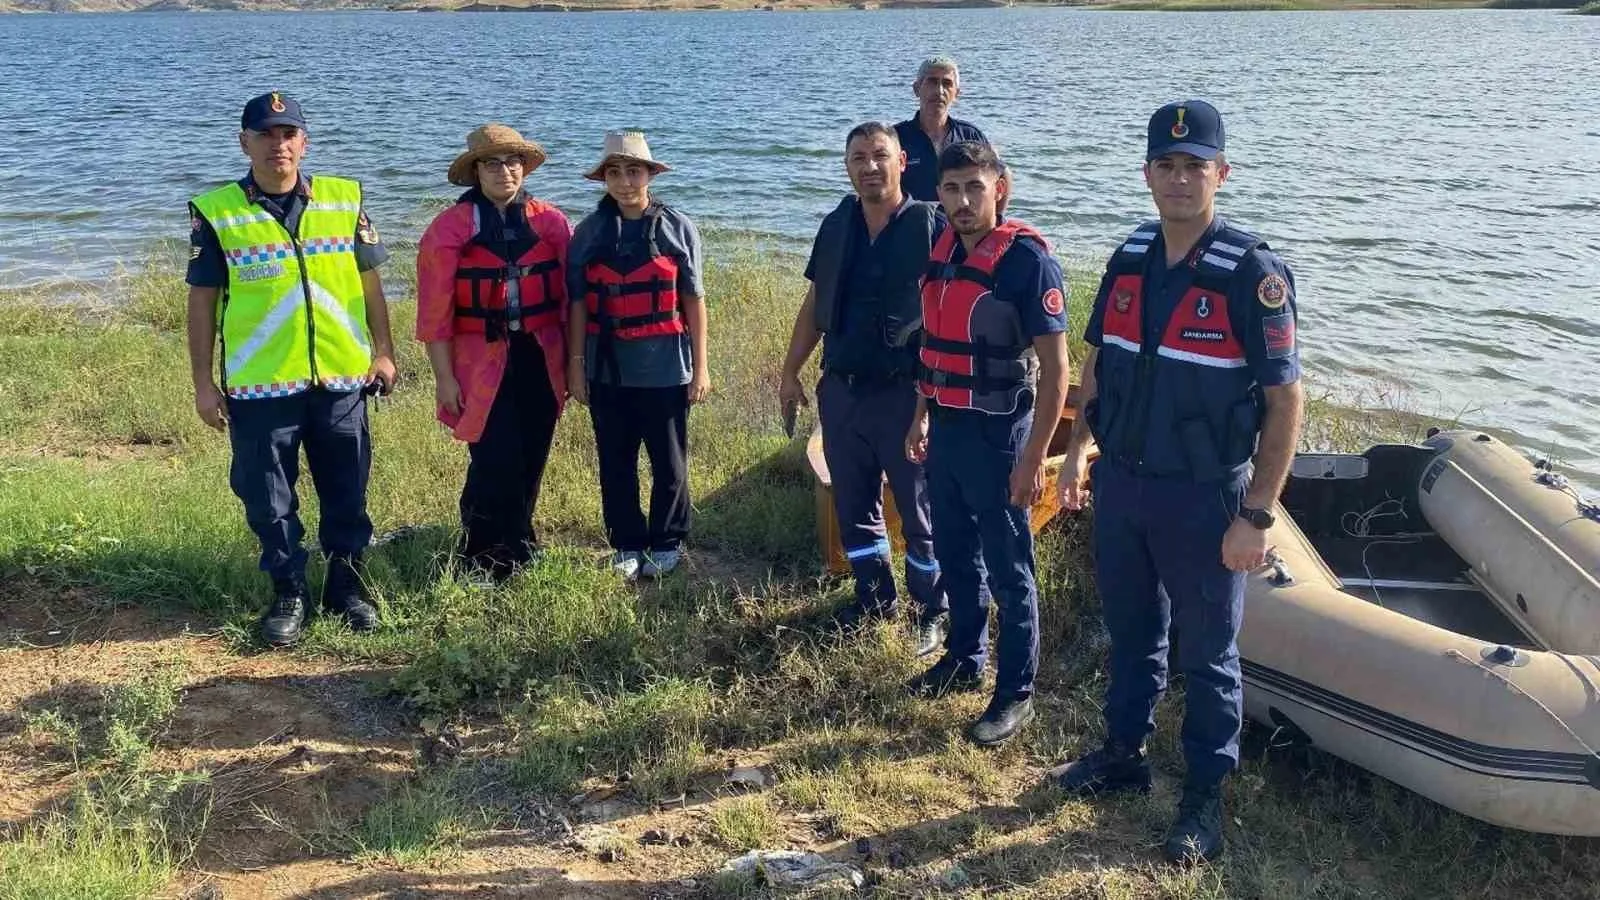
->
[925,404,1039,700]
[1092,460,1249,788]
[588,382,692,553]
[817,372,945,620]
[226,387,372,584]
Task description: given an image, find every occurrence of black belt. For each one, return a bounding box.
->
[824,368,906,390]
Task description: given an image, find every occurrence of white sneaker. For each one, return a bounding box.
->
[610,551,642,581]
[640,549,680,578]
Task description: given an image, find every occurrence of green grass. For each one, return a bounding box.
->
[21,662,186,771]
[332,773,482,868]
[710,795,784,851]
[0,791,177,900]
[1,239,1596,897]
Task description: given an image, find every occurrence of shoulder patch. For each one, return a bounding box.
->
[356,210,379,245]
[1257,272,1289,309]
[190,214,202,233]
[1263,312,1296,359]
[1042,287,1065,317]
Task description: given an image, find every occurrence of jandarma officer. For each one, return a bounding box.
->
[1053,100,1305,864]
[904,141,1071,747]
[186,92,397,647]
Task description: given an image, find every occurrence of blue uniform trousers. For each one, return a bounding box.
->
[1092,459,1248,788]
[226,387,373,583]
[818,372,944,618]
[925,403,1039,700]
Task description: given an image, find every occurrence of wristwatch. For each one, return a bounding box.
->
[1238,505,1275,530]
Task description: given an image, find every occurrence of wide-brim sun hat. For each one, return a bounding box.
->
[583,130,671,182]
[447,123,548,187]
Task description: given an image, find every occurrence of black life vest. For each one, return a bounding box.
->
[811,195,937,378]
[1089,219,1267,482]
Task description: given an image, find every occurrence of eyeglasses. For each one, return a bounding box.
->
[478,156,525,172]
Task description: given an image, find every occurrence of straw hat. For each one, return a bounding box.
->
[447,123,548,187]
[583,130,671,182]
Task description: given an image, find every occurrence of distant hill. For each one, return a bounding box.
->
[1,0,1020,11]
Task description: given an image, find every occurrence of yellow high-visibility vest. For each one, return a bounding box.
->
[191,175,370,398]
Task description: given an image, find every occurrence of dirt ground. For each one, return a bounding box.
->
[0,585,803,899]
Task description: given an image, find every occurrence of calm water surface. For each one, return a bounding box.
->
[1,9,1597,482]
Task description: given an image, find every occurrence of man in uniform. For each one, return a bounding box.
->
[904,142,1070,746]
[1052,100,1304,864]
[893,57,988,203]
[186,91,397,647]
[778,122,948,657]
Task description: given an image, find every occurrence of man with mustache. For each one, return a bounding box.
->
[904,141,1069,747]
[1052,100,1305,865]
[186,91,397,647]
[893,56,989,203]
[779,122,949,656]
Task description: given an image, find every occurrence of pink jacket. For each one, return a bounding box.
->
[415,196,572,443]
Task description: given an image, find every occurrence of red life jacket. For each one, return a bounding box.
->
[917,219,1046,414]
[583,205,683,341]
[452,193,563,340]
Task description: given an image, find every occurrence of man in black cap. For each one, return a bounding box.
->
[1050,99,1304,864]
[185,91,397,647]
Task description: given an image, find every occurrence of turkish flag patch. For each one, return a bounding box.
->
[1042,287,1065,316]
[1263,312,1296,359]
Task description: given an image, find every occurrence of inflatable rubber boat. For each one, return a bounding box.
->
[1247,430,1600,835]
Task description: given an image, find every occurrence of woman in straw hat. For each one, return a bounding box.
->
[415,123,574,581]
[566,130,710,581]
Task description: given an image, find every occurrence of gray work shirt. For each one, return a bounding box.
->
[567,203,704,388]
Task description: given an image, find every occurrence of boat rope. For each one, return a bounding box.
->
[1342,499,1436,608]
[1531,467,1600,523]
[1445,648,1600,761]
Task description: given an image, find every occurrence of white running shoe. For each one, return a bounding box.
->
[610,551,642,582]
[640,549,681,578]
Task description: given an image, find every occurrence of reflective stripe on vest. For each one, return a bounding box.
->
[452,197,563,340]
[1089,220,1264,480]
[916,220,1041,414]
[583,207,683,341]
[190,176,369,399]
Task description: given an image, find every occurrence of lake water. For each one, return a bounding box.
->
[1,9,1597,483]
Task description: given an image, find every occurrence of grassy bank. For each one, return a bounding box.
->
[1,242,1595,899]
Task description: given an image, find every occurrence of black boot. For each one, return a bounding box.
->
[830,599,895,633]
[322,556,379,633]
[1164,783,1225,864]
[905,655,982,699]
[1054,738,1153,796]
[967,694,1034,746]
[260,575,310,647]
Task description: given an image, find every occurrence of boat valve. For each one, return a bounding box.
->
[1479,644,1528,667]
[1264,551,1294,587]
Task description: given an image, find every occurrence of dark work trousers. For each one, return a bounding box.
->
[226,387,373,585]
[460,332,559,571]
[924,403,1039,701]
[817,372,945,621]
[1092,459,1249,789]
[588,382,691,553]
